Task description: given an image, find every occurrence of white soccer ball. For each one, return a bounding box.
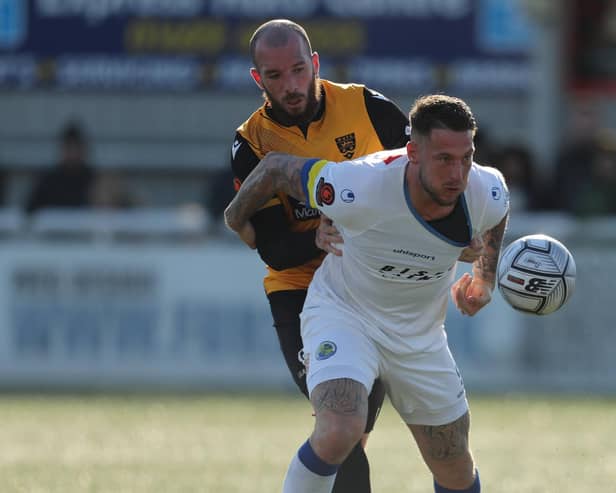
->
[497,234,576,315]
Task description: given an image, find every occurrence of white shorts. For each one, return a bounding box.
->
[300,303,468,426]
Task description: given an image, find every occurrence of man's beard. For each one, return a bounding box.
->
[263,77,321,127]
[418,165,459,207]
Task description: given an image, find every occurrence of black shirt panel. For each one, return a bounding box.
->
[363,87,409,150]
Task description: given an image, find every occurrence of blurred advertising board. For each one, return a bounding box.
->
[0,242,290,390]
[0,0,533,93]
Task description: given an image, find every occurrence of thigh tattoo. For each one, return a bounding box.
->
[311,378,368,417]
[419,412,470,461]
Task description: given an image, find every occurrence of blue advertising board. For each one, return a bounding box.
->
[0,0,534,92]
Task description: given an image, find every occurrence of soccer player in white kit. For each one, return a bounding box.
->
[225,95,509,493]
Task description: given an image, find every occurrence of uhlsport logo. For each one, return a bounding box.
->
[0,0,27,49]
[315,341,337,360]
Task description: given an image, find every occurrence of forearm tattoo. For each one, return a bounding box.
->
[311,378,368,418]
[420,412,470,461]
[224,152,308,230]
[474,214,508,287]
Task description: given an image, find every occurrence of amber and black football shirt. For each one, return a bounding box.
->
[231,79,409,294]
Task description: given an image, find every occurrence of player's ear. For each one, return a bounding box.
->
[250,68,264,89]
[407,141,418,164]
[311,52,320,77]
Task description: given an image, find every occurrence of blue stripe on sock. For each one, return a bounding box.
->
[434,469,480,492]
[297,440,339,477]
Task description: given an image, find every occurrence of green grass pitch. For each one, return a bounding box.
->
[0,393,614,492]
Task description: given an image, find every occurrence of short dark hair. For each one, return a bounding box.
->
[249,19,312,69]
[409,94,477,138]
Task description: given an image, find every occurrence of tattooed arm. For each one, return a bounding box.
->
[224,152,310,244]
[451,213,508,316]
[471,213,509,290]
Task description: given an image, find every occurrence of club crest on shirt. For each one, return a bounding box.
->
[335,133,356,159]
[316,341,337,360]
[316,177,335,206]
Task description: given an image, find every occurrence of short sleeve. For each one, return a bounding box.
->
[363,87,410,149]
[480,167,510,231]
[301,157,385,231]
[230,132,260,182]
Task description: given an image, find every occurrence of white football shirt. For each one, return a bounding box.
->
[300,148,509,352]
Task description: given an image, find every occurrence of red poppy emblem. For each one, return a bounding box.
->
[316,177,335,206]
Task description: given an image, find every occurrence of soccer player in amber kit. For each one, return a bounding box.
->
[229,19,409,492]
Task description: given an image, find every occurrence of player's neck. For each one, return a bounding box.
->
[415,199,456,221]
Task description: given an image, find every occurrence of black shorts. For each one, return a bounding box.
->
[267,289,385,433]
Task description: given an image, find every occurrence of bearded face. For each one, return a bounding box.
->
[263,74,322,127]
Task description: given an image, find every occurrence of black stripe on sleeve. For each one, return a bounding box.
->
[363,87,410,150]
[230,132,260,183]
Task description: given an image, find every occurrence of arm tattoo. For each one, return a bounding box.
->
[224,152,309,231]
[419,412,470,461]
[311,378,368,418]
[473,213,508,288]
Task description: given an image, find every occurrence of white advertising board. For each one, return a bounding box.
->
[0,241,290,390]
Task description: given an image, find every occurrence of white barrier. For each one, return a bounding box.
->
[0,211,614,393]
[0,241,289,390]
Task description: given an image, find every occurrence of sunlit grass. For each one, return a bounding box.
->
[0,393,613,492]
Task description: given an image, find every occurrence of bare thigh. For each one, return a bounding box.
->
[408,412,476,488]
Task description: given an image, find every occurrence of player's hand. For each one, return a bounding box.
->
[450,272,492,316]
[236,222,256,249]
[457,236,485,263]
[316,214,343,256]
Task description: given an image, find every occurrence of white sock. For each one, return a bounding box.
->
[282,441,338,493]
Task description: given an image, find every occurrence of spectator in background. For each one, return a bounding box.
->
[90,171,139,209]
[25,121,96,214]
[571,130,616,216]
[493,144,547,212]
[552,100,602,213]
[472,128,497,167]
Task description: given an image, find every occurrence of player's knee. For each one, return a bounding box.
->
[309,378,368,462]
[432,451,476,490]
[313,414,366,464]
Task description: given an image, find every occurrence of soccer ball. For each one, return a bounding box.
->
[497,234,576,315]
